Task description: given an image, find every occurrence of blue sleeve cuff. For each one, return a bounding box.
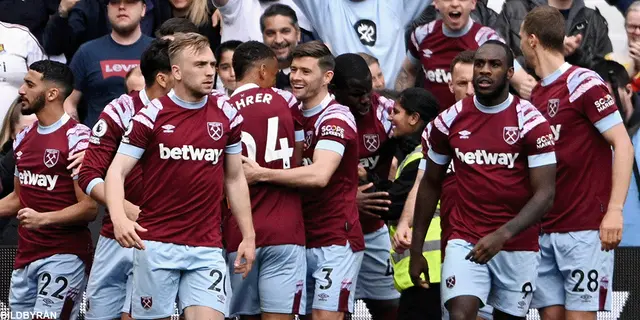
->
[14,166,18,177]
[295,130,305,142]
[594,112,624,134]
[528,152,557,168]
[85,177,104,195]
[514,59,522,72]
[225,141,242,154]
[427,148,450,166]
[407,50,420,65]
[117,143,144,159]
[418,159,426,171]
[316,139,345,156]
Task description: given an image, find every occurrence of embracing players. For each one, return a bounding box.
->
[224,41,307,319]
[78,38,173,320]
[0,60,96,319]
[242,41,364,320]
[521,6,634,319]
[105,32,255,320]
[409,41,557,319]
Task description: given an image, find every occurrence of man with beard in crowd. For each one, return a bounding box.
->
[261,4,301,91]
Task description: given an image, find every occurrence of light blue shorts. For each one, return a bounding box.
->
[227,244,306,316]
[441,239,539,317]
[131,240,230,319]
[531,231,614,311]
[10,254,86,320]
[306,242,364,314]
[85,236,134,320]
[356,226,400,301]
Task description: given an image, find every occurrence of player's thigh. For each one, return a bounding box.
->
[227,249,261,317]
[307,243,364,314]
[85,236,134,320]
[486,250,539,318]
[34,254,86,320]
[356,226,400,301]
[258,245,306,315]
[130,240,181,319]
[531,234,564,310]
[178,246,230,318]
[9,265,38,314]
[554,231,613,312]
[441,239,491,308]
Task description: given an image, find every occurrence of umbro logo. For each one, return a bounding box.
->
[458,130,471,139]
[422,49,433,59]
[162,124,175,133]
[15,151,22,160]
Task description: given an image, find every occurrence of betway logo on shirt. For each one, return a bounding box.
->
[454,148,519,169]
[100,60,140,79]
[359,156,379,169]
[425,68,452,84]
[18,170,58,191]
[159,144,222,164]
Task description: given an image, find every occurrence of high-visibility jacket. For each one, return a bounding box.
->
[388,146,442,292]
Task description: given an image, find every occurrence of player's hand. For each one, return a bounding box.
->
[124,201,140,221]
[17,208,49,229]
[600,207,623,251]
[409,254,430,289]
[392,220,412,253]
[234,237,256,279]
[113,216,147,250]
[241,156,262,185]
[67,151,85,176]
[212,9,222,29]
[516,74,537,100]
[563,34,582,56]
[466,229,510,264]
[357,165,368,181]
[357,183,390,217]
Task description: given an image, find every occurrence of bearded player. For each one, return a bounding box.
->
[0,60,96,319]
[521,6,634,320]
[409,41,557,319]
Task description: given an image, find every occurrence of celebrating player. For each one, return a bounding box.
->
[224,40,307,319]
[521,6,634,319]
[78,39,173,320]
[105,32,255,320]
[242,41,365,319]
[395,0,536,106]
[409,41,557,319]
[329,53,399,320]
[0,60,96,319]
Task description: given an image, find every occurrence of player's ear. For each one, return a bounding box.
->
[46,87,60,102]
[171,65,182,81]
[323,70,334,87]
[448,80,454,94]
[506,66,514,81]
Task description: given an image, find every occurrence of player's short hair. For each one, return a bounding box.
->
[232,41,277,81]
[168,32,210,63]
[292,41,335,72]
[478,40,514,69]
[215,40,242,66]
[593,60,631,86]
[522,6,565,53]
[28,60,74,99]
[155,18,199,38]
[398,87,440,122]
[357,52,379,66]
[140,38,171,87]
[260,4,298,32]
[450,50,475,75]
[331,53,371,88]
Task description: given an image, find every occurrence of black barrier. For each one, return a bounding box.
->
[0,246,637,319]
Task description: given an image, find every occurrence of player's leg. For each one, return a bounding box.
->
[309,242,364,320]
[178,246,231,320]
[9,263,38,316]
[356,226,400,320]
[33,254,86,320]
[300,248,318,320]
[257,245,306,320]
[85,236,134,320]
[130,240,181,320]
[477,305,494,320]
[555,231,613,320]
[530,234,565,320]
[486,249,539,320]
[441,239,491,320]
[226,248,262,318]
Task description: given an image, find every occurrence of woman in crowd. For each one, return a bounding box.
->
[214,40,241,95]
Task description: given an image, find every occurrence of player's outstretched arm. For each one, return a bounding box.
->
[600,123,634,250]
[86,183,140,221]
[0,177,22,217]
[395,57,419,91]
[409,158,447,289]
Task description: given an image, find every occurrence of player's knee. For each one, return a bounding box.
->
[538,305,565,320]
[311,309,345,320]
[565,310,597,320]
[448,309,476,320]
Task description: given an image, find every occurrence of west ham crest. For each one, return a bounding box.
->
[304,130,314,151]
[43,149,60,168]
[547,99,560,117]
[445,275,456,288]
[141,296,153,310]
[363,134,380,152]
[503,127,519,145]
[208,122,223,141]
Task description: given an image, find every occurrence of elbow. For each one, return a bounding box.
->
[541,187,556,217]
[83,199,99,222]
[311,174,331,188]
